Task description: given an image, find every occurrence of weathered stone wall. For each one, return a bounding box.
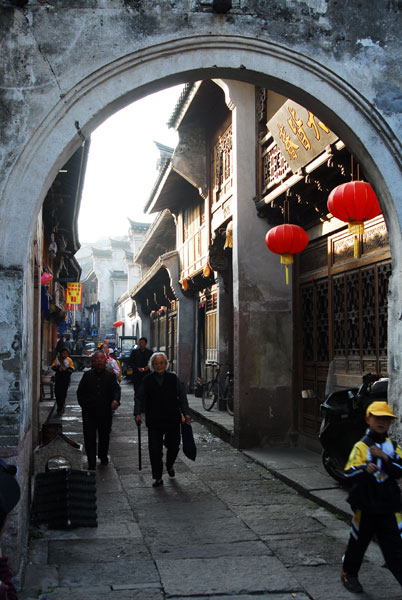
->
[0,270,24,446]
[1,2,402,563]
[1,2,402,271]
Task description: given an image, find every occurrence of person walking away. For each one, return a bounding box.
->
[0,459,21,600]
[134,352,191,487]
[99,343,120,379]
[77,351,121,469]
[63,335,73,353]
[55,335,66,355]
[129,337,153,395]
[341,401,402,593]
[51,348,74,415]
[109,349,122,382]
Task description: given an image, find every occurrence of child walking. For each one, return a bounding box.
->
[341,401,402,593]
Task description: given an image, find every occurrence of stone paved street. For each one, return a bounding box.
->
[20,374,402,599]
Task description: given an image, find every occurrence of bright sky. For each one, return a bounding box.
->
[78,84,184,243]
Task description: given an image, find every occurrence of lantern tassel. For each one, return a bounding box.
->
[348,221,364,259]
[354,235,358,259]
[281,254,293,285]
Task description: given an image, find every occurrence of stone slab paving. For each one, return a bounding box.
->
[20,374,402,599]
[156,555,304,597]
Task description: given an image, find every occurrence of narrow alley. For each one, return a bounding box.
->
[21,375,402,600]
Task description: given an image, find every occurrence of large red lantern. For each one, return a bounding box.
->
[113,320,124,327]
[265,224,309,284]
[327,181,381,258]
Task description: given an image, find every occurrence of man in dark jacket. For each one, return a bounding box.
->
[129,337,153,394]
[134,352,191,487]
[77,350,121,470]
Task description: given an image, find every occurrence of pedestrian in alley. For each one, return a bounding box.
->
[129,337,153,395]
[100,343,120,379]
[341,401,402,594]
[0,459,20,600]
[134,352,191,487]
[109,349,122,382]
[51,347,74,415]
[77,350,121,470]
[55,335,66,356]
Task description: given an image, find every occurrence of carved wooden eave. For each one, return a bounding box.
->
[255,140,352,228]
[109,238,131,252]
[144,160,201,215]
[130,251,178,313]
[133,209,176,267]
[127,218,151,234]
[43,140,90,261]
[167,82,202,131]
[91,247,113,259]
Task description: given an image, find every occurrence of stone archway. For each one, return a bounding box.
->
[1,36,402,269]
[1,14,402,570]
[2,35,402,415]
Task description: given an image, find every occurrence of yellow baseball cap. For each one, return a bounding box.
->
[366,401,396,418]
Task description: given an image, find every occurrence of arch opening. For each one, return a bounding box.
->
[1,36,401,271]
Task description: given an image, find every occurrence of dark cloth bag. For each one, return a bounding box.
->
[181,421,197,461]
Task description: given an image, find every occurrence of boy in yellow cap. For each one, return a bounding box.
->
[341,401,402,593]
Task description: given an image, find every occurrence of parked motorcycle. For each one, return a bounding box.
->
[319,371,388,484]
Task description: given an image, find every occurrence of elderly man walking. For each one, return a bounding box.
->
[77,350,120,470]
[134,352,191,487]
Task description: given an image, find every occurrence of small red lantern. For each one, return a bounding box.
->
[327,181,381,257]
[40,272,53,286]
[265,224,309,284]
[113,320,124,327]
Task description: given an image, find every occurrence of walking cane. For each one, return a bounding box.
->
[137,421,142,471]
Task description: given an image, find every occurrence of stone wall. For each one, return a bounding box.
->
[0,2,402,567]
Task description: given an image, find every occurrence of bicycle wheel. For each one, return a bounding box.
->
[224,378,234,415]
[202,380,217,411]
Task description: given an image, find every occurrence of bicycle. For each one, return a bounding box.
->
[202,362,234,415]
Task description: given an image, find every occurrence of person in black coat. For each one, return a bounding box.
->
[77,351,121,470]
[0,459,20,600]
[51,348,74,415]
[129,337,153,394]
[134,352,191,487]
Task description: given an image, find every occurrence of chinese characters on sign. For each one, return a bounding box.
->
[66,282,82,306]
[268,100,338,173]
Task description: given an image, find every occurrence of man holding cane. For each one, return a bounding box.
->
[134,352,191,487]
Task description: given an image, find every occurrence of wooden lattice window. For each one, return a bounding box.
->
[331,263,391,362]
[151,318,158,350]
[206,311,217,363]
[378,262,391,355]
[301,279,328,363]
[183,201,202,241]
[167,313,177,372]
[213,125,232,203]
[262,142,290,194]
[159,316,167,352]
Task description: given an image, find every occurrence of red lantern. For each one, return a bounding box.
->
[113,320,124,327]
[327,181,381,257]
[265,224,309,284]
[40,272,53,286]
